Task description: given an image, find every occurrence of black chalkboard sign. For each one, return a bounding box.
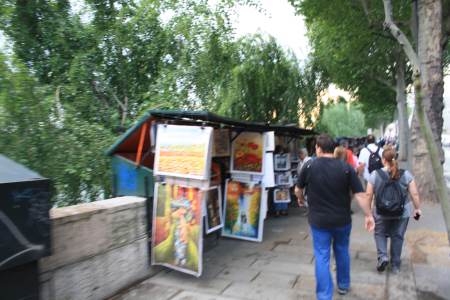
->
[0,155,52,271]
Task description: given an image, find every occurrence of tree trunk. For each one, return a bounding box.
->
[410,0,445,202]
[414,76,450,245]
[396,56,409,161]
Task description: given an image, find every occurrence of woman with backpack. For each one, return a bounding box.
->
[365,146,422,274]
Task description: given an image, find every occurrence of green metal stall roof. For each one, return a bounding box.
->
[106,110,316,156]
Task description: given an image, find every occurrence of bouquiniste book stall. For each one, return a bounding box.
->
[106,110,315,277]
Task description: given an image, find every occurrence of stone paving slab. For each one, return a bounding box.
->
[147,270,231,295]
[216,267,260,282]
[222,282,314,300]
[110,281,180,300]
[171,291,242,300]
[413,264,450,300]
[251,271,298,289]
[334,283,386,300]
[250,259,315,276]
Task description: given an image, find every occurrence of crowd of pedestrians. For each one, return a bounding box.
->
[293,134,422,300]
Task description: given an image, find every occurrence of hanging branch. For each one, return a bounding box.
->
[382,0,420,75]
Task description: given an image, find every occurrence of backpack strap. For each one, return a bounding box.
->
[375,169,389,181]
[375,146,380,154]
[366,146,374,154]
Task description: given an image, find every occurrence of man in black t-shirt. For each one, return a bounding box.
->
[295,134,374,300]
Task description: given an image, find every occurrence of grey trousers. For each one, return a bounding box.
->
[374,215,409,268]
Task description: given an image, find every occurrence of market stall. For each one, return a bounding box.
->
[106,110,315,277]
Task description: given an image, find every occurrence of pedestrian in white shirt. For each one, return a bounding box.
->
[358,135,384,182]
[297,148,312,177]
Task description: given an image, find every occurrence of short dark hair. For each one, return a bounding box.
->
[316,134,335,154]
[367,134,376,144]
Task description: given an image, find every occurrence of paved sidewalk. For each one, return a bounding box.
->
[111,202,450,300]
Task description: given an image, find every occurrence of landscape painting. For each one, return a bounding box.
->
[273,188,291,203]
[152,183,203,277]
[222,180,263,242]
[154,125,213,179]
[231,132,265,175]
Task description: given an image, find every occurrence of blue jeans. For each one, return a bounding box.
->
[310,223,352,300]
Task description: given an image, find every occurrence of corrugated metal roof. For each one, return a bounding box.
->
[106,110,316,156]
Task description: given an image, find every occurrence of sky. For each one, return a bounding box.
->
[232,0,310,62]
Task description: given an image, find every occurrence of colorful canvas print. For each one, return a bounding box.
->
[152,183,203,277]
[154,125,213,180]
[212,129,231,157]
[274,153,291,171]
[231,132,265,175]
[204,186,223,234]
[222,180,263,242]
[273,188,291,203]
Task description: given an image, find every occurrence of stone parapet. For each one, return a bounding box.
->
[39,196,159,300]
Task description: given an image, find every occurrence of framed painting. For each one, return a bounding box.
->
[275,172,293,186]
[203,186,223,234]
[274,153,291,171]
[230,132,265,175]
[273,188,291,203]
[154,124,213,180]
[151,183,203,277]
[212,129,231,157]
[222,180,263,242]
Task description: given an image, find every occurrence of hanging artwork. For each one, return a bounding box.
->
[231,132,265,175]
[154,125,213,180]
[275,172,293,186]
[212,129,231,157]
[210,161,222,186]
[273,188,291,203]
[152,183,203,277]
[222,180,263,242]
[204,186,223,234]
[274,153,291,171]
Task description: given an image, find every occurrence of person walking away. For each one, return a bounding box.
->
[295,134,374,300]
[340,139,357,168]
[334,146,347,162]
[365,146,422,274]
[358,134,384,183]
[296,148,311,216]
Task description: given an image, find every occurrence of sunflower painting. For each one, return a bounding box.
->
[231,132,265,175]
[151,183,203,276]
[154,125,213,180]
[222,180,263,242]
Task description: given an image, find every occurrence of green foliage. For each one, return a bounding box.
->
[289,0,404,128]
[217,35,304,123]
[317,103,366,138]
[0,54,114,206]
[0,0,314,206]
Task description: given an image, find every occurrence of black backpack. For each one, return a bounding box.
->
[367,146,383,173]
[375,169,406,217]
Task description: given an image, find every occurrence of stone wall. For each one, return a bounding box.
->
[39,196,160,300]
